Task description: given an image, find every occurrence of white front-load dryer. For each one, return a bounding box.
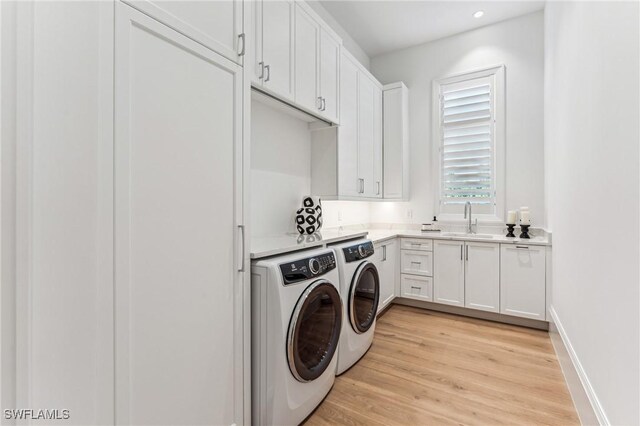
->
[330,239,380,375]
[251,248,342,426]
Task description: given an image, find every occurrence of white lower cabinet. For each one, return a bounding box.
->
[374,239,397,313]
[465,242,500,313]
[500,244,546,320]
[433,240,465,307]
[401,275,433,301]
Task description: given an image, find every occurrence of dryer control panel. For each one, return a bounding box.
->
[280,251,336,285]
[343,241,375,262]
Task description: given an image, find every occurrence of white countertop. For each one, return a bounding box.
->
[251,226,550,260]
[365,228,551,246]
[251,229,367,259]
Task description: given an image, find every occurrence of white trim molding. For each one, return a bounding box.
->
[548,306,608,425]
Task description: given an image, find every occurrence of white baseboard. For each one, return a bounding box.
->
[548,306,608,425]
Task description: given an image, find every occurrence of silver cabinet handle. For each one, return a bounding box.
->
[264,64,270,82]
[317,96,323,110]
[383,245,387,261]
[376,181,380,195]
[358,178,364,193]
[258,62,264,80]
[411,261,421,266]
[516,246,529,249]
[460,245,463,261]
[237,33,246,56]
[238,225,245,272]
[410,286,421,290]
[465,245,469,261]
[321,97,326,111]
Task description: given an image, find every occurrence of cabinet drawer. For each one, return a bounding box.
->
[400,250,433,276]
[401,238,433,251]
[400,275,433,301]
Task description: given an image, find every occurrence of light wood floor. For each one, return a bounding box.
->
[305,305,579,426]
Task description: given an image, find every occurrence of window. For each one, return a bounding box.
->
[433,65,505,221]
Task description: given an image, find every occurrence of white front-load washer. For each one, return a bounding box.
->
[251,248,342,426]
[330,239,380,375]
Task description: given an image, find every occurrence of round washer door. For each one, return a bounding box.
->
[349,262,380,334]
[287,280,343,382]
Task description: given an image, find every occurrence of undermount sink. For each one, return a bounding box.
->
[441,232,496,240]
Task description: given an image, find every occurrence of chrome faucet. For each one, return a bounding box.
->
[464,201,477,234]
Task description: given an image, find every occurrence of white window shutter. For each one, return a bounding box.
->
[439,78,495,214]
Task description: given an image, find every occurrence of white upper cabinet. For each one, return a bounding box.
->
[115,4,246,424]
[357,73,383,198]
[336,54,360,197]
[433,240,465,307]
[500,244,546,320]
[358,74,376,197]
[257,0,295,101]
[252,0,342,123]
[294,4,320,112]
[464,242,500,313]
[383,82,410,200]
[123,0,244,65]
[373,83,383,198]
[310,48,383,200]
[319,28,340,123]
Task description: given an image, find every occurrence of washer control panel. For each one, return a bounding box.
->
[280,251,336,285]
[343,241,375,263]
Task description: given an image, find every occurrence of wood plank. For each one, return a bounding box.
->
[305,305,579,426]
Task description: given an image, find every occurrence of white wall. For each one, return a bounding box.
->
[369,12,545,227]
[250,101,370,234]
[545,2,639,425]
[250,100,312,236]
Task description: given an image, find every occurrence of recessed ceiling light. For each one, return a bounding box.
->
[473,10,484,18]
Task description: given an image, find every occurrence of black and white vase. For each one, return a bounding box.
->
[295,196,323,235]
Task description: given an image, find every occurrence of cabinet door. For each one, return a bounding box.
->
[337,53,360,197]
[433,241,465,306]
[294,4,320,112]
[115,5,245,425]
[500,245,546,320]
[319,28,340,123]
[124,0,243,65]
[250,0,263,84]
[376,240,397,313]
[383,84,408,199]
[261,0,294,101]
[372,85,383,198]
[358,74,376,197]
[465,242,500,313]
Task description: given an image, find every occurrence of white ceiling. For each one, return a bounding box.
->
[319,1,545,57]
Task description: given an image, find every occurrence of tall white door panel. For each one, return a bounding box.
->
[115,4,245,425]
[123,0,244,65]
